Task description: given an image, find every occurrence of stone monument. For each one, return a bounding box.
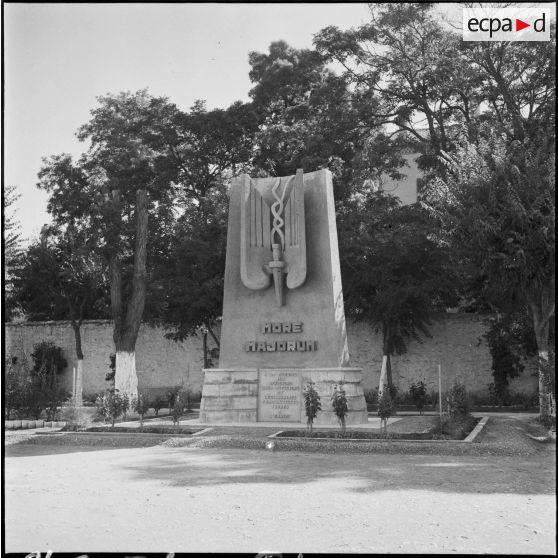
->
[200,168,368,424]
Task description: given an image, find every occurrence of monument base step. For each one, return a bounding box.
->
[200,367,368,424]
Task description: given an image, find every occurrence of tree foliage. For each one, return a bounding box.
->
[248,40,367,198]
[3,185,24,321]
[339,190,458,361]
[158,186,228,342]
[331,381,348,434]
[423,127,555,415]
[303,382,322,432]
[315,4,482,171]
[10,226,109,323]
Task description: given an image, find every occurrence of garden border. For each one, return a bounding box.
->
[35,429,206,438]
[267,416,489,444]
[5,420,67,430]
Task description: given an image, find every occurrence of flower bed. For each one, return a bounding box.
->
[276,416,480,441]
[63,425,204,435]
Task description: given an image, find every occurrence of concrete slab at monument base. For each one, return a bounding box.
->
[200,367,368,425]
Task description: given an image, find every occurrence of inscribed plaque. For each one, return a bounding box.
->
[258,369,301,422]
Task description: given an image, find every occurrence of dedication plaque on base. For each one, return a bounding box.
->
[258,369,301,422]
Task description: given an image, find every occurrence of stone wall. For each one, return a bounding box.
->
[4,313,538,399]
[4,320,206,400]
[349,312,538,397]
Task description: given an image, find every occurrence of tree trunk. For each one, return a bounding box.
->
[203,330,208,368]
[379,326,393,395]
[528,283,555,421]
[69,297,86,406]
[386,353,393,391]
[75,359,83,406]
[112,188,149,401]
[70,323,84,406]
[114,351,139,398]
[533,318,552,421]
[379,354,388,395]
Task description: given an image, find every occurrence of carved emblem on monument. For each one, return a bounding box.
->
[240,168,306,306]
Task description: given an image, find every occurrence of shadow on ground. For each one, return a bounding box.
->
[5,416,555,498]
[117,441,555,496]
[4,433,165,457]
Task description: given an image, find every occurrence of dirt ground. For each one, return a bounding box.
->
[5,431,555,554]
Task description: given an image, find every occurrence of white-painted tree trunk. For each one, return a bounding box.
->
[378,355,388,395]
[538,349,554,418]
[115,351,139,401]
[75,359,83,406]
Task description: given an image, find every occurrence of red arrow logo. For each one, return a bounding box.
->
[516,18,530,31]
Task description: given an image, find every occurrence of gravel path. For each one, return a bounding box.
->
[5,439,555,554]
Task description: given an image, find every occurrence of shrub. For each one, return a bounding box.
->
[409,380,428,415]
[364,388,378,405]
[377,386,393,435]
[393,391,415,406]
[469,390,492,407]
[170,389,188,426]
[95,390,128,427]
[446,382,469,419]
[41,380,70,421]
[168,385,194,412]
[83,392,102,405]
[485,314,534,403]
[473,386,539,409]
[303,382,322,432]
[152,396,166,416]
[59,402,94,430]
[5,348,68,421]
[183,387,194,411]
[431,414,478,440]
[29,341,68,420]
[121,393,131,420]
[5,355,31,420]
[30,341,67,382]
[132,393,151,427]
[167,386,179,409]
[331,381,348,433]
[508,390,539,409]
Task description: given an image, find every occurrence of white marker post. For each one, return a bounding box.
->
[438,364,443,426]
[72,367,77,404]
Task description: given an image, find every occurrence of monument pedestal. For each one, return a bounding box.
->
[200,169,368,424]
[200,367,368,424]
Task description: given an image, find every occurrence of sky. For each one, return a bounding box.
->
[6,2,549,243]
[4,2,376,243]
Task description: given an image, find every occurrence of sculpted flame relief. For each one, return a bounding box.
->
[240,169,307,306]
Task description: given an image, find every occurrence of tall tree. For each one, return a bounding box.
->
[10,225,109,403]
[151,101,257,357]
[316,3,555,417]
[314,3,482,172]
[338,191,457,391]
[158,185,228,349]
[170,99,258,203]
[38,90,181,399]
[424,127,555,419]
[339,189,458,393]
[3,184,24,321]
[248,40,368,199]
